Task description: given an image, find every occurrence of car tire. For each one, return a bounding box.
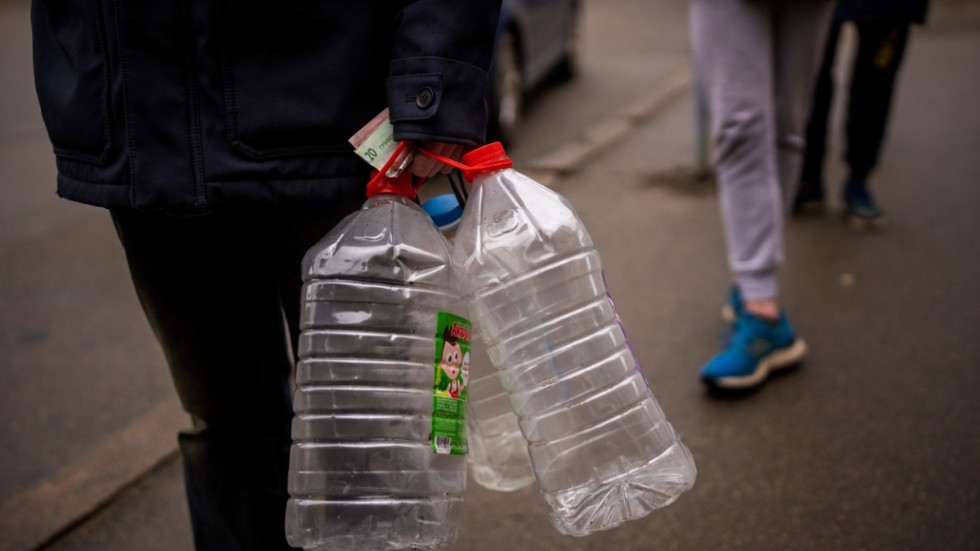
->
[489,28,523,146]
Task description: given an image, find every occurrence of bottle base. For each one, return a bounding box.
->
[286,497,462,551]
[541,442,697,537]
[470,463,536,492]
[467,426,535,492]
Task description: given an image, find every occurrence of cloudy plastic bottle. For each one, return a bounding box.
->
[449,143,697,536]
[424,192,535,493]
[464,335,536,492]
[285,177,469,551]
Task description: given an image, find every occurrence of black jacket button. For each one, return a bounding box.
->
[416,87,435,109]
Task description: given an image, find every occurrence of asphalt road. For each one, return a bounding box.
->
[1,1,979,550]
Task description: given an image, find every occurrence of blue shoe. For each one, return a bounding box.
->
[701,310,807,389]
[843,182,886,230]
[720,285,743,324]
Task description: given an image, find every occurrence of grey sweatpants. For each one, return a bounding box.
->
[690,0,833,300]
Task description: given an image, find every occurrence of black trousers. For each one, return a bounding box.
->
[111,199,362,550]
[801,19,911,187]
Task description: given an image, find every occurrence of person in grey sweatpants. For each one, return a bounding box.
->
[690,0,834,390]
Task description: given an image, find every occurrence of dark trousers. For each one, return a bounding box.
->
[801,19,911,187]
[111,200,361,550]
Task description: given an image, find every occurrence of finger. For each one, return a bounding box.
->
[421,142,460,176]
[410,147,440,178]
[436,144,464,174]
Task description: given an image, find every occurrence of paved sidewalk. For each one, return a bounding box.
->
[5,1,980,550]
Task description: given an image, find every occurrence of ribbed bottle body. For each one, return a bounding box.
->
[286,195,467,551]
[453,169,696,536]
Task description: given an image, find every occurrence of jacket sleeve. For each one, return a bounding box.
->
[386,0,501,147]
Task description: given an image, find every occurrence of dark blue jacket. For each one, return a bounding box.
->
[836,0,930,23]
[31,1,501,211]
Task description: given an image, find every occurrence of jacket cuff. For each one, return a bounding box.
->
[387,57,489,147]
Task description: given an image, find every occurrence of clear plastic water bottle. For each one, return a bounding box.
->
[286,175,470,551]
[424,192,535,493]
[450,143,697,536]
[465,335,536,492]
[421,193,464,238]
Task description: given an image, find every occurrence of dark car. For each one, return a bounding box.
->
[488,0,581,144]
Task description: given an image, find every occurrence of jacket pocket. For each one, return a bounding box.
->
[218,2,392,159]
[32,0,112,164]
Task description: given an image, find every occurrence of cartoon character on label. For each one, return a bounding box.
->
[436,326,463,398]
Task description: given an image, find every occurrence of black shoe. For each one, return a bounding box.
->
[843,182,886,230]
[793,182,825,215]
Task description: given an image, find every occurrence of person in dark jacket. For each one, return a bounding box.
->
[795,0,930,228]
[31,2,501,549]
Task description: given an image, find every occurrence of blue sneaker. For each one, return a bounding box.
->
[720,285,743,324]
[701,310,807,389]
[843,182,886,230]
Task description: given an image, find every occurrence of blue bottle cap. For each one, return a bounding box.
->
[422,194,463,229]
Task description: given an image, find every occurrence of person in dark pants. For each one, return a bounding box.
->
[30,2,501,550]
[795,0,930,228]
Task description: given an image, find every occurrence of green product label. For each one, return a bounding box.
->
[431,311,471,455]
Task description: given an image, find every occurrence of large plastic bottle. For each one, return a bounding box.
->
[464,335,536,491]
[448,143,697,536]
[424,193,535,493]
[285,175,470,551]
